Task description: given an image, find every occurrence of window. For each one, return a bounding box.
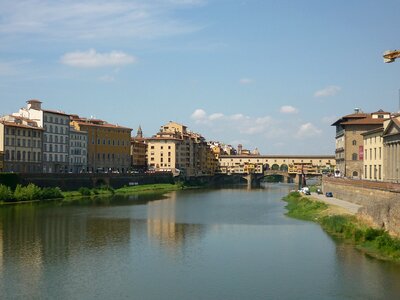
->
[352,153,358,160]
[353,171,358,177]
[352,140,356,146]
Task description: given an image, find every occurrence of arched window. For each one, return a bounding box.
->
[353,171,358,177]
[352,140,357,146]
[352,153,358,160]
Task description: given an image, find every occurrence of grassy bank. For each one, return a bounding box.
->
[283,192,400,263]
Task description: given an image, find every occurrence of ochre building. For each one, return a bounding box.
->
[71,116,132,173]
[332,109,390,178]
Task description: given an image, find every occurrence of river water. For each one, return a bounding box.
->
[1,184,400,300]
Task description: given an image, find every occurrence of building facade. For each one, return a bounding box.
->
[69,127,88,173]
[16,100,70,173]
[382,116,400,183]
[0,115,43,173]
[362,128,384,181]
[71,116,132,173]
[332,109,390,178]
[147,121,215,177]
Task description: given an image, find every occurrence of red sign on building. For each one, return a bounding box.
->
[359,145,364,160]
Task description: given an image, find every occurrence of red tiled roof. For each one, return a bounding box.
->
[0,121,44,130]
[340,118,386,125]
[74,121,132,130]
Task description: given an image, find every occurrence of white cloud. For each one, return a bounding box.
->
[209,113,224,121]
[314,85,341,97]
[61,49,136,68]
[280,105,298,114]
[239,78,253,85]
[191,108,207,122]
[296,123,322,138]
[230,113,247,121]
[0,1,204,40]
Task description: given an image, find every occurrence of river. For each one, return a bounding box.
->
[0,184,400,299]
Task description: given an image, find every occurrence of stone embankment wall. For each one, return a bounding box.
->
[1,173,174,191]
[322,177,400,236]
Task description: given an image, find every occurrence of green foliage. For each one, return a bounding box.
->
[14,184,41,201]
[78,187,92,196]
[41,187,63,200]
[283,192,327,220]
[0,184,14,201]
[0,183,63,202]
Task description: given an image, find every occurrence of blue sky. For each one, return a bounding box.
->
[2,0,400,154]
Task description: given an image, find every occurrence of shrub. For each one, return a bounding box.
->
[0,184,14,201]
[41,187,63,199]
[78,187,92,196]
[364,228,385,241]
[14,184,42,201]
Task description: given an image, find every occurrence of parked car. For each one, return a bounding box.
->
[316,188,323,195]
[325,192,333,197]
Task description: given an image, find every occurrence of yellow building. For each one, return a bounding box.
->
[362,127,384,181]
[332,109,390,178]
[147,121,215,177]
[0,115,43,173]
[71,116,132,173]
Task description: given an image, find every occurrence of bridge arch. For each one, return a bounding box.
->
[280,164,288,171]
[263,164,270,171]
[271,164,279,170]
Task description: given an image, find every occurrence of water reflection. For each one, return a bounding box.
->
[147,192,204,255]
[0,185,400,300]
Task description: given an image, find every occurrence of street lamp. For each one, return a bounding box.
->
[383,50,400,63]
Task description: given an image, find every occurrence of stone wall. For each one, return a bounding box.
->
[14,173,174,191]
[322,177,400,236]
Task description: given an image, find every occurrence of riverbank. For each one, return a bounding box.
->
[0,183,186,205]
[283,192,400,263]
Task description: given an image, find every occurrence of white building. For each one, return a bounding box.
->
[15,100,70,173]
[69,127,88,173]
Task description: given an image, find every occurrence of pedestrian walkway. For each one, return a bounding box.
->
[310,192,362,215]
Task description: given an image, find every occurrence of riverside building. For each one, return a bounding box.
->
[0,115,43,173]
[15,100,70,173]
[147,121,215,177]
[332,109,390,178]
[69,127,88,173]
[70,116,132,173]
